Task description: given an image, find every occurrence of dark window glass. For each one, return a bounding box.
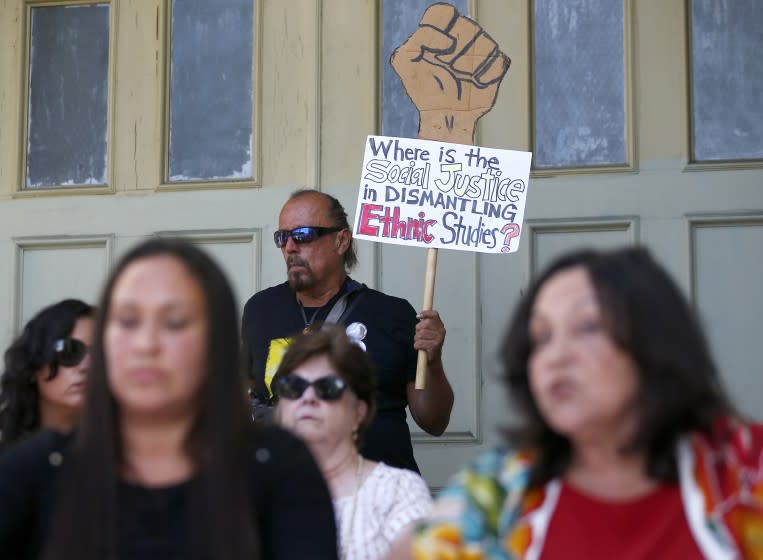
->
[26,4,110,188]
[533,0,626,169]
[690,0,763,162]
[168,0,254,182]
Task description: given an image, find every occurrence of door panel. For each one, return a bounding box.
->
[13,236,112,328]
[692,218,763,420]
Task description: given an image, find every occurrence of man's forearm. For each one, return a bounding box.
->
[408,360,454,435]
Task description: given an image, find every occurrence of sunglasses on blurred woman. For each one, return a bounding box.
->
[273,375,348,401]
[53,338,89,367]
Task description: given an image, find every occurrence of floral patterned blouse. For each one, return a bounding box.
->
[412,418,763,559]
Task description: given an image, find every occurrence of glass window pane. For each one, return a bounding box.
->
[26,4,110,189]
[690,0,763,162]
[168,0,254,182]
[381,0,468,139]
[533,0,626,169]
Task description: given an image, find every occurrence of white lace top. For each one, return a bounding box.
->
[334,462,433,560]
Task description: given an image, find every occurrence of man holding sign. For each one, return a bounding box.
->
[244,1,521,474]
[242,190,454,472]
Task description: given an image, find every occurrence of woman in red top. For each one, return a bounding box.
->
[393,247,762,559]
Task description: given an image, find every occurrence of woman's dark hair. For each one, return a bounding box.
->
[0,299,93,449]
[274,324,376,447]
[289,189,358,270]
[502,246,733,485]
[43,238,258,560]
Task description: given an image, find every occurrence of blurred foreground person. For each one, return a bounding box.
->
[395,247,762,559]
[275,325,431,560]
[0,238,337,560]
[0,299,93,450]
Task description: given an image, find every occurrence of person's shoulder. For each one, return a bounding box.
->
[251,423,298,445]
[243,282,291,311]
[412,449,530,559]
[425,448,534,525]
[247,424,313,465]
[442,446,535,491]
[245,425,332,512]
[360,285,411,306]
[370,463,433,527]
[0,428,69,459]
[355,285,416,315]
[375,462,424,481]
[352,288,417,337]
[0,429,70,477]
[693,416,763,458]
[247,281,291,302]
[374,463,431,493]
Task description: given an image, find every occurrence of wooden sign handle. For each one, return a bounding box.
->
[415,247,438,389]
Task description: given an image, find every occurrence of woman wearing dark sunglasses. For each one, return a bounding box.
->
[0,298,94,451]
[0,238,337,560]
[274,325,432,560]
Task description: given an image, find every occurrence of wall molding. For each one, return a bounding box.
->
[12,233,114,330]
[687,211,763,302]
[525,216,640,279]
[154,227,261,300]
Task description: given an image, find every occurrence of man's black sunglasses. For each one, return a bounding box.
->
[54,337,89,367]
[273,375,348,401]
[273,226,343,248]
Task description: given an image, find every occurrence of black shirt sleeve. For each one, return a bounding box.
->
[242,293,266,389]
[253,426,338,560]
[0,430,65,559]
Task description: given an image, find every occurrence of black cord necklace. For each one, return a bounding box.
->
[298,301,323,334]
[297,279,353,333]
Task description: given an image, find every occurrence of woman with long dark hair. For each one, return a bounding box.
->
[395,247,762,559]
[0,299,94,450]
[0,238,338,559]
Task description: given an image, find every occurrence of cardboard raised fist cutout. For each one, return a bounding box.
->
[390,2,511,145]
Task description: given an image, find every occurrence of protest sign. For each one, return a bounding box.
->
[384,2,521,388]
[353,135,532,254]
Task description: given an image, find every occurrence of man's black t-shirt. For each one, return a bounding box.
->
[242,279,420,472]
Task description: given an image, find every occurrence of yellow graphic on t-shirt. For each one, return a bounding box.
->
[264,337,295,396]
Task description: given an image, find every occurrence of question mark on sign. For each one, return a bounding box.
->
[500,223,520,253]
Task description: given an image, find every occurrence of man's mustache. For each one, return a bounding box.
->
[287,256,311,270]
